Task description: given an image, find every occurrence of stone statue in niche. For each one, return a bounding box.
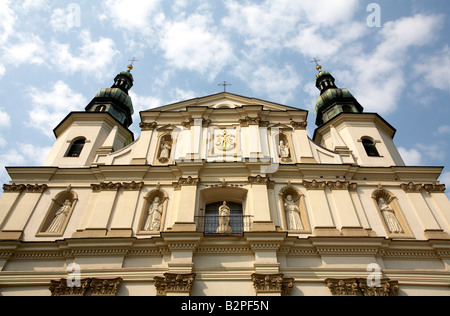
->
[279,140,291,162]
[46,200,72,233]
[378,198,403,234]
[284,195,303,231]
[144,197,163,231]
[216,201,232,234]
[158,141,172,163]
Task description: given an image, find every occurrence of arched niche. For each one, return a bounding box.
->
[37,188,78,236]
[153,126,180,165]
[278,186,310,233]
[137,189,169,234]
[271,128,296,163]
[371,188,413,238]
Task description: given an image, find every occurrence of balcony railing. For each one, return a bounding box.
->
[195,215,253,236]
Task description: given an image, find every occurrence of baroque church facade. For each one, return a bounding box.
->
[0,63,449,296]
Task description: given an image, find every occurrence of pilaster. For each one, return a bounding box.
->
[248,176,276,231]
[172,177,200,232]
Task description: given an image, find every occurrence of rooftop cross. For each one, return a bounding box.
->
[311,57,322,72]
[218,81,232,92]
[128,57,139,70]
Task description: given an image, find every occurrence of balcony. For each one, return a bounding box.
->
[195,215,253,236]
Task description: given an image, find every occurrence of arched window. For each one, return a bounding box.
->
[342,105,353,113]
[66,138,86,158]
[362,138,380,157]
[95,105,107,112]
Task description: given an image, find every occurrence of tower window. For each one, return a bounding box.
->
[66,138,86,158]
[362,138,380,157]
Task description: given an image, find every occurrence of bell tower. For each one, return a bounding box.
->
[312,61,405,167]
[43,64,136,167]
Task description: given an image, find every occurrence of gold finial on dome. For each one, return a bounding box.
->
[311,57,322,72]
[128,57,138,71]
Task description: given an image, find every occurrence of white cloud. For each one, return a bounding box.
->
[50,30,120,81]
[103,0,164,34]
[3,33,46,66]
[160,13,234,81]
[0,1,16,46]
[398,147,423,166]
[0,110,11,128]
[413,45,450,92]
[26,81,87,137]
[435,125,450,136]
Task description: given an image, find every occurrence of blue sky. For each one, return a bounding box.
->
[0,0,449,193]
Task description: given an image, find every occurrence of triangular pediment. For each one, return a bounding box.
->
[142,92,305,113]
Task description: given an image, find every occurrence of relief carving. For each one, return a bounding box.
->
[91,182,122,192]
[3,183,26,193]
[251,273,294,296]
[302,180,327,190]
[154,273,196,296]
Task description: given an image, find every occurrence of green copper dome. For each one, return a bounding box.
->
[315,88,353,115]
[95,88,134,115]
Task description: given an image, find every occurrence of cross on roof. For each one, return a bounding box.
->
[128,57,138,70]
[218,81,232,92]
[311,57,322,71]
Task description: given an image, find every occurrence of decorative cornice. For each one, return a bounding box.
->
[302,180,327,190]
[139,122,158,131]
[326,278,399,297]
[400,182,423,193]
[327,181,357,191]
[122,181,144,191]
[290,121,308,130]
[3,183,26,193]
[25,184,48,193]
[172,177,200,190]
[91,182,122,192]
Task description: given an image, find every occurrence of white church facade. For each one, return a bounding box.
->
[0,64,449,296]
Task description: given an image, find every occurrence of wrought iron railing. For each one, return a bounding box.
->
[194,215,253,235]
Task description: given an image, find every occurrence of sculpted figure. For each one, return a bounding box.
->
[158,142,172,163]
[47,200,72,233]
[284,195,303,231]
[144,197,163,231]
[378,198,403,234]
[279,140,290,161]
[216,201,232,234]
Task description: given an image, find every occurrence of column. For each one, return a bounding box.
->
[0,184,26,228]
[0,184,48,240]
[424,183,450,227]
[108,182,144,237]
[131,122,157,165]
[327,181,368,237]
[248,176,276,231]
[401,182,450,240]
[291,121,316,163]
[303,180,339,236]
[172,177,200,232]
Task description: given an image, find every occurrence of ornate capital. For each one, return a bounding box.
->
[248,175,272,186]
[239,116,268,127]
[327,181,357,191]
[400,182,423,193]
[172,177,200,190]
[154,273,196,296]
[326,278,399,296]
[91,182,122,192]
[182,118,211,129]
[3,183,26,193]
[49,278,91,297]
[90,278,123,296]
[25,184,48,193]
[251,273,294,296]
[122,181,144,191]
[302,180,326,190]
[140,122,158,131]
[423,183,446,194]
[290,121,308,130]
